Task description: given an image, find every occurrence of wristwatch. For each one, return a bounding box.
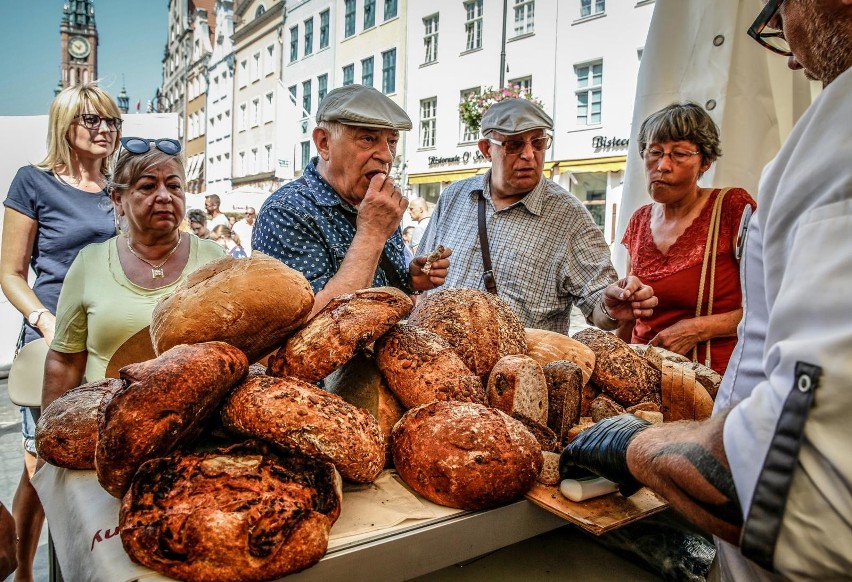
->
[27,309,50,327]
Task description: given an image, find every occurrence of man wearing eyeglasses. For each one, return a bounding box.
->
[232,207,256,256]
[561,1,852,579]
[416,98,657,333]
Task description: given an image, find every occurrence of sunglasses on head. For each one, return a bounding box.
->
[120,137,182,156]
[75,113,123,131]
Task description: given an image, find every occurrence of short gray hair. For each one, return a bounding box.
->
[317,120,344,140]
[638,102,722,163]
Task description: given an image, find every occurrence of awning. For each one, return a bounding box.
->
[407,166,488,185]
[556,156,626,174]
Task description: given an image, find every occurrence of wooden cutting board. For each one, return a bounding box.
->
[525,483,667,536]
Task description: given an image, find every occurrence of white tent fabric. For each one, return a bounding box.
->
[612,0,815,274]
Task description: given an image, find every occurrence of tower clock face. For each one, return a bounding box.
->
[68,36,91,59]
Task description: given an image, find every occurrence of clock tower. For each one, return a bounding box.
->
[60,0,98,89]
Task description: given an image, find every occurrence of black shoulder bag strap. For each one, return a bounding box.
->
[476,190,498,294]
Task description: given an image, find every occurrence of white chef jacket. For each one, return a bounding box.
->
[713,67,852,579]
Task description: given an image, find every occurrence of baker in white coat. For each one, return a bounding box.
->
[560,0,852,579]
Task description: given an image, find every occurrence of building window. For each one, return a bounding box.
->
[581,0,606,17]
[513,0,534,36]
[238,103,247,131]
[345,0,356,37]
[459,87,480,142]
[251,98,260,127]
[251,52,261,82]
[255,5,265,18]
[301,141,311,169]
[320,10,330,49]
[264,44,275,75]
[239,60,247,87]
[381,49,396,94]
[302,80,312,115]
[289,26,298,62]
[464,0,483,51]
[364,0,376,29]
[250,148,258,175]
[304,17,314,55]
[264,91,274,123]
[508,75,532,93]
[384,0,398,20]
[361,57,374,87]
[318,74,328,102]
[288,84,297,107]
[343,64,354,86]
[420,97,437,149]
[264,144,273,173]
[575,61,603,125]
[423,14,439,64]
[238,151,245,176]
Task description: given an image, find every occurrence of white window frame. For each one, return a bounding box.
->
[264,91,274,123]
[575,61,603,125]
[508,76,532,93]
[264,44,275,76]
[580,0,606,18]
[250,51,261,82]
[423,14,439,64]
[420,97,437,149]
[290,26,298,62]
[264,144,273,173]
[237,151,246,176]
[464,0,483,51]
[513,0,534,36]
[251,98,260,127]
[238,60,248,88]
[304,17,314,56]
[238,103,247,131]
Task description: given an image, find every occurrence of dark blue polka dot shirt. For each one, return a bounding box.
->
[253,158,412,294]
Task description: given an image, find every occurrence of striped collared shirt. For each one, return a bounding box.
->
[417,170,616,334]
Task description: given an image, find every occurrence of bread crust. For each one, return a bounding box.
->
[392,401,542,510]
[119,441,342,582]
[95,342,249,498]
[267,287,412,383]
[525,328,595,385]
[35,379,124,469]
[407,288,526,377]
[221,375,385,483]
[486,355,548,426]
[542,360,583,446]
[375,324,484,409]
[150,253,314,363]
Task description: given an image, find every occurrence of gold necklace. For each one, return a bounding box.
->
[126,235,183,279]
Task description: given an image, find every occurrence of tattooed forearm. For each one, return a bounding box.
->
[654,442,743,527]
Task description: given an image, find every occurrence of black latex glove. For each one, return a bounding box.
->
[559,414,651,497]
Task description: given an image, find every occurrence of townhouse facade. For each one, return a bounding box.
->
[206,0,236,194]
[185,3,216,194]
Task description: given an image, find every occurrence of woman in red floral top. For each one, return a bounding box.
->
[621,103,756,375]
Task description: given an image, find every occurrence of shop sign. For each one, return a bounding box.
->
[428,150,486,167]
[592,136,629,149]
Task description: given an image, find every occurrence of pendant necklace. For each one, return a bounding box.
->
[126,235,182,279]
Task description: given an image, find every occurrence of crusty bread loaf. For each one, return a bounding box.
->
[222,375,385,483]
[660,360,714,421]
[542,360,583,446]
[324,352,406,467]
[120,441,342,582]
[267,287,412,383]
[35,379,123,469]
[486,355,548,426]
[572,328,661,407]
[511,413,558,453]
[96,342,249,498]
[632,344,722,399]
[581,381,602,418]
[538,451,561,485]
[589,394,626,422]
[392,401,542,510]
[150,253,314,363]
[407,288,526,377]
[375,324,484,408]
[525,328,595,385]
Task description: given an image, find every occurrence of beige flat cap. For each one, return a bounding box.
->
[316,84,412,130]
[481,98,553,136]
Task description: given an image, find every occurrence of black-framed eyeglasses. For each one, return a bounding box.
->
[75,113,123,131]
[748,0,791,56]
[120,137,182,156]
[487,135,552,155]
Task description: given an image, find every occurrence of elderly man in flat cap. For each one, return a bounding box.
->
[254,85,450,315]
[417,98,655,333]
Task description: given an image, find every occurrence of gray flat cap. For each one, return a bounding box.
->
[316,84,412,130]
[481,98,553,136]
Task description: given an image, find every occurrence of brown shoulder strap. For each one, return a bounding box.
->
[476,191,498,294]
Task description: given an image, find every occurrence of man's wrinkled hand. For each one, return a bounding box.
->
[410,246,452,291]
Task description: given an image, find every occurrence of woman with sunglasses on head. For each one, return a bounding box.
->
[620,103,756,375]
[0,81,122,581]
[41,138,224,411]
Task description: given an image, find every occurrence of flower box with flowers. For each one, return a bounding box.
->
[458,86,546,135]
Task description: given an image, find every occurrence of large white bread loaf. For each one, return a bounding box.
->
[267,287,412,383]
[407,288,526,377]
[392,401,542,510]
[375,324,485,408]
[150,253,314,363]
[486,355,548,426]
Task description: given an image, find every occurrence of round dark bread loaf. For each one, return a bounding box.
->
[407,288,526,377]
[267,287,412,383]
[96,342,249,498]
[35,378,124,469]
[375,324,484,409]
[572,327,661,406]
[221,375,385,483]
[150,253,314,363]
[120,441,342,582]
[392,401,542,510]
